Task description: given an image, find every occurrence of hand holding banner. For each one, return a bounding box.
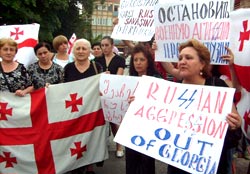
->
[115,75,235,174]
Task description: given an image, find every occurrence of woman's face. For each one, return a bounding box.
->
[0,43,16,62]
[101,39,113,55]
[57,41,68,53]
[178,46,204,79]
[74,42,90,61]
[133,52,148,76]
[92,45,102,57]
[36,46,51,64]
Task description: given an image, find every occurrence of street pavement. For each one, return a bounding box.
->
[93,136,167,174]
[93,136,250,174]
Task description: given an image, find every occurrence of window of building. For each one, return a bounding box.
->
[114,5,119,12]
[102,5,108,11]
[108,5,113,12]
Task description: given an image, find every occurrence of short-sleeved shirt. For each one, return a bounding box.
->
[28,62,64,89]
[0,63,32,92]
[64,60,103,82]
[95,54,125,74]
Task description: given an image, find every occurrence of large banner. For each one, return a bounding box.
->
[115,75,235,174]
[0,23,40,67]
[0,75,108,174]
[154,0,231,64]
[99,74,139,125]
[111,0,158,41]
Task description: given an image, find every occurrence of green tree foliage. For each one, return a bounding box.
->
[0,0,105,42]
[0,0,68,41]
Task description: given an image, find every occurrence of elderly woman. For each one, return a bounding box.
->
[64,39,103,174]
[167,39,242,174]
[64,38,102,82]
[0,38,33,96]
[27,42,64,89]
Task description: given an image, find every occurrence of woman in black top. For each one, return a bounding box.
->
[94,36,126,158]
[126,44,161,174]
[167,39,242,174]
[64,38,103,174]
[64,39,102,82]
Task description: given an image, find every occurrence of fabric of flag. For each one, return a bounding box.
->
[68,33,77,54]
[0,75,109,174]
[225,8,250,138]
[0,23,40,67]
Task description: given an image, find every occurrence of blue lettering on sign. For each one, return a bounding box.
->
[178,89,197,109]
[130,128,217,173]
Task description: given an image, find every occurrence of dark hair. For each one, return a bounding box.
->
[129,44,160,76]
[101,36,114,45]
[178,39,212,78]
[34,42,52,55]
[91,42,101,49]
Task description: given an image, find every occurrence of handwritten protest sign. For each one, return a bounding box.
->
[154,0,231,65]
[111,0,158,41]
[115,75,235,173]
[99,74,139,125]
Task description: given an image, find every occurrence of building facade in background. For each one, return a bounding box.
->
[91,0,120,38]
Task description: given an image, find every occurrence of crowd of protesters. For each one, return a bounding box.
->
[0,28,248,174]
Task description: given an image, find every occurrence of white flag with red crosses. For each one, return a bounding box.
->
[0,23,40,67]
[228,8,250,139]
[0,74,109,174]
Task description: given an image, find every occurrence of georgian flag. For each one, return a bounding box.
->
[226,8,250,138]
[0,75,109,174]
[0,23,40,67]
[68,33,77,54]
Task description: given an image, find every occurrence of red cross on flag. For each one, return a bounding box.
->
[0,75,108,174]
[0,23,40,67]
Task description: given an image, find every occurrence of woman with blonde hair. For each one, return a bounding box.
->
[0,38,33,96]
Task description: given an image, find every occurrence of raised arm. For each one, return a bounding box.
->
[221,47,241,92]
[151,40,182,80]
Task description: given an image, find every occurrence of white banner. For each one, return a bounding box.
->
[115,75,235,174]
[111,0,158,41]
[99,74,139,125]
[154,0,231,64]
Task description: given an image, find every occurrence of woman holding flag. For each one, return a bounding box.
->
[0,38,33,96]
[28,42,64,89]
[64,38,103,174]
